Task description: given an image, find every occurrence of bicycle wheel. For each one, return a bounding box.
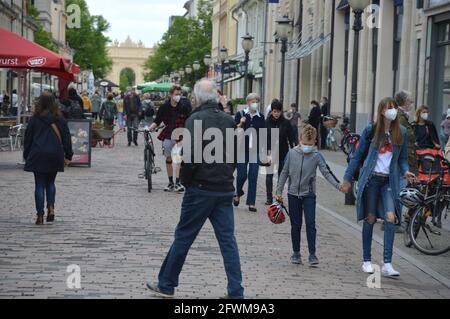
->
[409,206,450,256]
[145,148,153,193]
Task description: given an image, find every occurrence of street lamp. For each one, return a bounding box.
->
[204,54,212,78]
[348,0,370,133]
[185,65,192,75]
[241,33,254,97]
[193,60,201,80]
[220,47,228,93]
[276,15,292,105]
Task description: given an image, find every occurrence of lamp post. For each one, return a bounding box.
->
[220,47,228,93]
[241,34,254,97]
[276,15,292,106]
[348,0,370,133]
[179,69,185,85]
[193,60,201,81]
[204,54,212,78]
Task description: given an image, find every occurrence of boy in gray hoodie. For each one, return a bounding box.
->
[276,125,342,265]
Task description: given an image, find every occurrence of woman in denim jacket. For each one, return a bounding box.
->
[341,97,416,277]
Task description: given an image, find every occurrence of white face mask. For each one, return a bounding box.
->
[173,95,181,103]
[250,103,259,112]
[384,109,398,121]
[421,113,429,121]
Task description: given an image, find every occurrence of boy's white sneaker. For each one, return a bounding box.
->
[362,262,375,274]
[382,263,400,277]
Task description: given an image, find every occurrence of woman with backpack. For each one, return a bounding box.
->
[341,97,416,277]
[100,93,118,130]
[24,93,73,225]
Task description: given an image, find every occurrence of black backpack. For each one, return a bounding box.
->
[68,99,83,119]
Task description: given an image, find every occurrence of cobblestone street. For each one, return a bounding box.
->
[0,132,449,299]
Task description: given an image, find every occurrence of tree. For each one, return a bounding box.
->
[120,68,136,92]
[143,0,212,87]
[65,0,112,79]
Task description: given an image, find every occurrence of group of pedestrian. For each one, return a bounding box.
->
[23,78,447,299]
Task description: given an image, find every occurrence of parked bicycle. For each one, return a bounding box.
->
[400,153,450,256]
[132,126,163,193]
[323,115,341,151]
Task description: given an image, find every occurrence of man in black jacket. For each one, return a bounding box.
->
[265,100,295,205]
[123,87,142,146]
[147,79,244,300]
[320,97,330,149]
[308,100,322,146]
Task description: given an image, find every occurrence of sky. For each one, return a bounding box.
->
[85,0,189,48]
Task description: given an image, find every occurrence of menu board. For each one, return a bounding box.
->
[67,119,92,167]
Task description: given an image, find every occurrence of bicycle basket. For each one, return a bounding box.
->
[416,149,450,184]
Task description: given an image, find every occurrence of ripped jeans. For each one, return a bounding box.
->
[362,174,396,264]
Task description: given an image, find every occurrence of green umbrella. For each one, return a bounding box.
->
[138,82,191,93]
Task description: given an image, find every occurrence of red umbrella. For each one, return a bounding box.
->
[0,27,79,81]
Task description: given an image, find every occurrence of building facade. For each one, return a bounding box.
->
[212,0,450,133]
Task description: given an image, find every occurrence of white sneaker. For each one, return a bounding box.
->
[382,263,400,277]
[362,262,375,274]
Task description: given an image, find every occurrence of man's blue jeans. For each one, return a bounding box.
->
[33,172,57,216]
[288,193,317,256]
[236,162,259,206]
[158,187,244,298]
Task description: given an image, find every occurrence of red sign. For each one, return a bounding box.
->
[27,57,47,67]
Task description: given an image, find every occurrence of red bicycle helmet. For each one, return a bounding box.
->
[267,201,289,224]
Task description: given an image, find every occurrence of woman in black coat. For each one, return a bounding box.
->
[24,93,73,225]
[265,100,295,205]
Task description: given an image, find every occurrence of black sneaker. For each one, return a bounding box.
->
[146,282,174,299]
[134,141,138,146]
[128,142,131,147]
[291,253,302,265]
[164,183,175,192]
[309,255,319,266]
[174,183,185,193]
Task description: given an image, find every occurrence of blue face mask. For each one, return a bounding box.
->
[301,144,314,154]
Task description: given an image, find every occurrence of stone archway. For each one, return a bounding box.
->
[106,36,155,90]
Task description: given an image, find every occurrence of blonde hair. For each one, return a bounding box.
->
[415,105,429,123]
[301,125,317,142]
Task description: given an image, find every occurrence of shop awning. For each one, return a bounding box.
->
[223,74,244,84]
[0,27,79,81]
[286,33,331,61]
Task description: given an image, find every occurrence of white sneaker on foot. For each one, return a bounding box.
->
[382,263,400,277]
[362,262,375,274]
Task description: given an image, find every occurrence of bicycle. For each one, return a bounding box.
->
[133,126,162,193]
[405,154,450,255]
[323,115,341,152]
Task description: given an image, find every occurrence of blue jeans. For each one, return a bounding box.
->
[288,193,317,256]
[362,175,396,264]
[236,162,259,206]
[33,172,57,216]
[158,187,244,298]
[117,112,125,128]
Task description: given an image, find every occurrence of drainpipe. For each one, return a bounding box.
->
[262,0,269,107]
[328,0,336,107]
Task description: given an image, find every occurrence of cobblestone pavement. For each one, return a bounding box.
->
[0,132,449,299]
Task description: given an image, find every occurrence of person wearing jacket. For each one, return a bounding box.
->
[233,93,266,212]
[100,93,118,130]
[23,93,73,225]
[147,79,244,300]
[275,125,341,266]
[91,91,102,120]
[149,85,191,193]
[123,87,142,146]
[341,97,416,277]
[308,100,322,146]
[413,105,441,150]
[265,100,295,205]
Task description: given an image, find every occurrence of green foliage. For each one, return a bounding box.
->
[65,0,112,79]
[143,0,212,87]
[120,68,136,92]
[231,98,246,106]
